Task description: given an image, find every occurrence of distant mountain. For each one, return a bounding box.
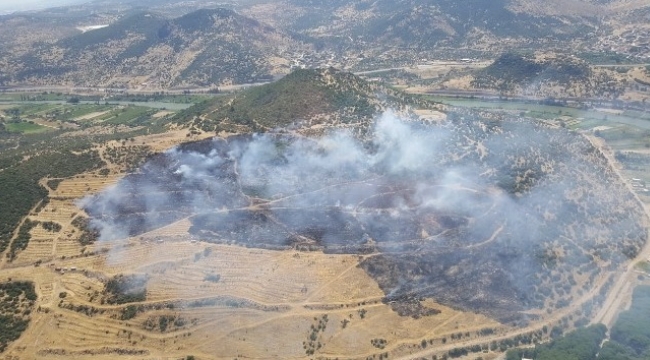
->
[172,68,432,132]
[0,11,90,53]
[3,8,308,88]
[0,0,90,14]
[256,0,602,51]
[1,0,644,89]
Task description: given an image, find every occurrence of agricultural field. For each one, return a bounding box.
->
[4,121,49,134]
[0,93,212,135]
[0,117,219,357]
[0,126,514,360]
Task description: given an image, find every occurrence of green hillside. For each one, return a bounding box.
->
[173,68,429,132]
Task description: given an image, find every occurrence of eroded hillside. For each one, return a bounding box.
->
[1,8,308,88]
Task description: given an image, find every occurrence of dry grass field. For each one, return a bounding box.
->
[0,123,526,360]
[0,115,647,360]
[2,176,506,359]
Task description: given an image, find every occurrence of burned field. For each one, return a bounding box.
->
[83,112,647,323]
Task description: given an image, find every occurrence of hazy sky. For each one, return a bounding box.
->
[0,0,90,13]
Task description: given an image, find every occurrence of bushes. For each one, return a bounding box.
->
[483,53,544,83]
[0,315,29,353]
[41,221,62,233]
[599,286,650,359]
[143,314,187,332]
[102,145,152,172]
[371,338,387,349]
[478,328,495,336]
[174,68,382,132]
[0,281,36,353]
[46,179,63,190]
[0,150,105,255]
[506,324,607,360]
[71,216,100,245]
[472,53,591,91]
[9,219,39,260]
[121,305,139,320]
[0,281,37,302]
[103,275,148,305]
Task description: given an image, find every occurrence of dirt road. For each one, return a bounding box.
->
[585,134,650,331]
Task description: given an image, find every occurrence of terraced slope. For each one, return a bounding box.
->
[84,109,646,324]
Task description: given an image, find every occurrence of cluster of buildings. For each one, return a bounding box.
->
[288,49,413,72]
[289,51,350,71]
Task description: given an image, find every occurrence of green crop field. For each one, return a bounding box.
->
[4,122,49,134]
[97,105,156,126]
[59,105,114,121]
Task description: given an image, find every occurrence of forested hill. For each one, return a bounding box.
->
[471,53,592,90]
[172,68,432,132]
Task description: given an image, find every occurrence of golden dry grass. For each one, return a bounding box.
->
[0,129,574,360]
[0,126,642,360]
[5,225,505,359]
[6,126,638,359]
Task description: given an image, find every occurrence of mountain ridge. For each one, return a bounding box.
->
[251,0,603,51]
[3,8,308,88]
[1,0,647,89]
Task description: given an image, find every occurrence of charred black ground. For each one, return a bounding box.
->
[83,112,647,323]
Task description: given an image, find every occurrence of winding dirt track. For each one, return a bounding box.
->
[586,134,650,330]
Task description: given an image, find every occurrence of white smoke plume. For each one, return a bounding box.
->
[80,110,646,322]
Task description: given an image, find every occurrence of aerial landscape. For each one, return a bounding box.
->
[1,0,650,359]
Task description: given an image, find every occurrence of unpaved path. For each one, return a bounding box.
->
[584,134,650,331]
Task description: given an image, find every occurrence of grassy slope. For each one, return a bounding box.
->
[173,68,381,131]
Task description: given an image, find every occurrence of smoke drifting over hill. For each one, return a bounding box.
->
[81,111,646,321]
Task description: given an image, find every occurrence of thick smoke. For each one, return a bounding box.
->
[81,111,646,322]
